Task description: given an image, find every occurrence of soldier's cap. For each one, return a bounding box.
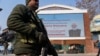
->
[26,0,30,5]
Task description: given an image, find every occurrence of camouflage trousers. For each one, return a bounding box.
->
[3,42,9,55]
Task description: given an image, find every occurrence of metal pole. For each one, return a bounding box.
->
[98,0,100,13]
[98,34,100,42]
[0,8,2,11]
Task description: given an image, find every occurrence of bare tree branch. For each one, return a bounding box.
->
[76,0,99,20]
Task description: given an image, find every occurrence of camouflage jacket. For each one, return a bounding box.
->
[7,4,42,55]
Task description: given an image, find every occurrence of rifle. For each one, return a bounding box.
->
[39,19,58,56]
[30,11,58,56]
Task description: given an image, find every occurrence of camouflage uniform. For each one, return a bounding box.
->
[7,4,42,56]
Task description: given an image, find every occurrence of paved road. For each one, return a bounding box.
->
[58,54,97,56]
[0,53,97,56]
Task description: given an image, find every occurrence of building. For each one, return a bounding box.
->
[37,4,95,53]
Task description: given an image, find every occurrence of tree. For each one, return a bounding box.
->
[76,0,100,20]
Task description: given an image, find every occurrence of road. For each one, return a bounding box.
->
[0,53,97,56]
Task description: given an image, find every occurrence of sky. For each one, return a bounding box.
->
[0,0,77,32]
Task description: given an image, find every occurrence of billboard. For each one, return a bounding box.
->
[39,13,85,38]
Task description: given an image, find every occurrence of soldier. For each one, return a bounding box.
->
[7,0,58,56]
[7,0,42,56]
[0,28,9,55]
[90,15,100,56]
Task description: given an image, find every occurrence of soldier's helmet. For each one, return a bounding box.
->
[90,15,100,33]
[26,0,30,5]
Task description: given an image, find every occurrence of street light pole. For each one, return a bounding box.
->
[0,8,2,11]
[0,8,2,31]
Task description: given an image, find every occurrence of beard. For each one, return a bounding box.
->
[31,4,39,11]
